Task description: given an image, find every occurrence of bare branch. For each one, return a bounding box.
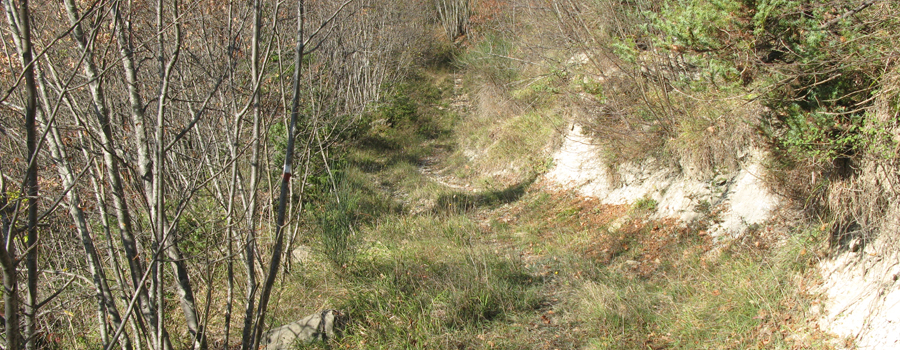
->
[819,0,880,30]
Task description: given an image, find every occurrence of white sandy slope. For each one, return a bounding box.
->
[544,124,778,237]
[817,238,900,349]
[545,123,900,349]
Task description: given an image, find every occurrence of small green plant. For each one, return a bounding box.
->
[695,199,711,215]
[580,80,605,99]
[633,196,658,211]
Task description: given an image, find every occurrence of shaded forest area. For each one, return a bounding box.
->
[2,0,900,349]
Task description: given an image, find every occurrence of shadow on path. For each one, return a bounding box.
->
[434,174,538,214]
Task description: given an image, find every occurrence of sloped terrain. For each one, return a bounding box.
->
[546,118,900,350]
[273,69,839,349]
[546,123,779,237]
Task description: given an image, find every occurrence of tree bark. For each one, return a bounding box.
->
[152,1,204,348]
[247,1,306,348]
[62,1,171,348]
[239,0,263,347]
[36,63,133,350]
[0,200,19,350]
[2,0,42,348]
[11,0,41,347]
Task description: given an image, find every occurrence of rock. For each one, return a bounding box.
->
[261,310,344,350]
[545,123,780,237]
[291,245,312,264]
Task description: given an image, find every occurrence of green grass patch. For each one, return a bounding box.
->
[493,188,833,349]
[270,63,834,349]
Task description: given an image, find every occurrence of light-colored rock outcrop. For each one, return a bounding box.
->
[262,310,341,350]
[546,121,900,349]
[545,123,777,237]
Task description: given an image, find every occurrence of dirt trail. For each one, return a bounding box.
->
[418,154,472,192]
[407,74,577,349]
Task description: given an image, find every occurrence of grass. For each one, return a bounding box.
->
[500,191,832,349]
[260,66,837,350]
[445,60,567,185]
[276,3,895,347]
[338,242,544,348]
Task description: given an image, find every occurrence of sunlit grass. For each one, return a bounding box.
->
[271,66,834,350]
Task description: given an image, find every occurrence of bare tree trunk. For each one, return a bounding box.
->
[152,2,168,347]
[222,127,240,349]
[61,1,170,347]
[0,147,16,348]
[434,0,471,40]
[18,3,38,350]
[218,7,239,348]
[239,0,264,347]
[109,5,158,348]
[0,243,18,350]
[111,0,153,191]
[219,5,242,347]
[89,144,146,349]
[2,0,43,348]
[248,2,306,349]
[151,1,204,348]
[36,64,133,350]
[84,144,151,350]
[0,181,19,350]
[33,59,118,346]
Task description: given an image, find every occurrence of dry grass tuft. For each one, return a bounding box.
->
[833,71,900,246]
[668,99,759,178]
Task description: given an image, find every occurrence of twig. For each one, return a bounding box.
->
[34,276,77,309]
[818,0,880,30]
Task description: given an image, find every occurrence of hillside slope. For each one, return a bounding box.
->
[437,1,900,348]
[281,1,900,348]
[544,116,900,349]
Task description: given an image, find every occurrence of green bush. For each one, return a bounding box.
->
[637,0,900,197]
